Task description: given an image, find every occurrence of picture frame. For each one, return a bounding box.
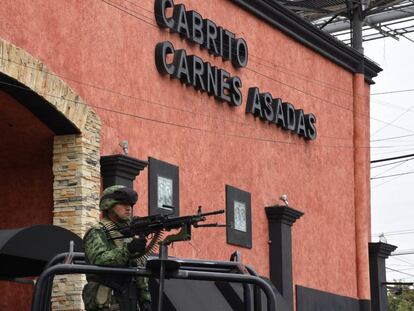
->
[225,185,252,248]
[148,157,179,216]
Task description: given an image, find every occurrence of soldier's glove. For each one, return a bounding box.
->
[141,301,152,311]
[127,236,147,253]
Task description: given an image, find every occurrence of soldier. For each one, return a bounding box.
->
[82,185,151,311]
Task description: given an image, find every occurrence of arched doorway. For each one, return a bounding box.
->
[0,38,101,310]
[0,88,55,229]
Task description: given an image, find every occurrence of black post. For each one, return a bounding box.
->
[100,154,148,189]
[369,242,397,311]
[265,205,303,311]
[351,4,364,54]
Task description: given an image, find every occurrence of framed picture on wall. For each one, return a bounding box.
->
[225,185,252,248]
[148,157,179,216]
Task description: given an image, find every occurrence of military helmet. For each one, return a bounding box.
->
[99,185,138,211]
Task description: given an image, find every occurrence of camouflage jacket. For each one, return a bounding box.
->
[82,218,151,310]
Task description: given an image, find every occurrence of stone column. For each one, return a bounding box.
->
[369,242,397,311]
[52,111,101,310]
[265,205,303,311]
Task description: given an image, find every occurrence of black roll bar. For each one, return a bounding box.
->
[31,263,277,311]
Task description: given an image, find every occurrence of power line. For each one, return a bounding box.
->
[371,97,411,112]
[392,257,414,266]
[372,105,414,136]
[371,147,414,156]
[1,57,412,153]
[372,228,414,236]
[387,267,414,272]
[386,267,414,278]
[371,157,414,168]
[371,134,414,142]
[371,88,414,95]
[392,250,414,256]
[371,153,414,163]
[0,80,358,150]
[0,52,400,147]
[370,144,414,149]
[371,157,412,178]
[371,174,404,189]
[371,170,414,180]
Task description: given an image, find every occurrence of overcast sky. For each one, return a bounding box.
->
[364,36,414,283]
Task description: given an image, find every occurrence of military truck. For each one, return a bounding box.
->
[1,224,281,311]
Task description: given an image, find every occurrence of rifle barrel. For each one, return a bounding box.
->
[200,209,225,217]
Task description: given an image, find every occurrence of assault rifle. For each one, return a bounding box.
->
[115,206,224,245]
[118,205,224,245]
[109,206,225,311]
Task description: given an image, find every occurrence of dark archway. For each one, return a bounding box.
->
[0,89,54,228]
[0,74,81,311]
[0,90,54,311]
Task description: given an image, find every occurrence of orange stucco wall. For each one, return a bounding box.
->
[0,0,372,303]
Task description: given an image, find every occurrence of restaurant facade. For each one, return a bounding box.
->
[0,0,389,310]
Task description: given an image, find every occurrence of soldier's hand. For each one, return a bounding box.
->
[141,301,152,311]
[127,236,147,253]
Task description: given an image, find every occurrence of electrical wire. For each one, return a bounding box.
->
[1,57,412,152]
[371,158,412,178]
[371,134,414,142]
[371,97,412,112]
[371,157,414,168]
[371,173,404,189]
[0,80,357,149]
[393,250,414,256]
[373,228,414,236]
[370,144,414,148]
[386,267,414,278]
[371,170,414,180]
[391,256,414,266]
[387,267,414,272]
[371,147,414,156]
[372,88,414,95]
[3,79,400,151]
[371,153,414,163]
[372,105,414,136]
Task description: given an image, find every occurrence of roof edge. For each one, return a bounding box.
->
[231,0,382,84]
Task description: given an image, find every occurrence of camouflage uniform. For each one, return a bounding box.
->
[82,186,151,311]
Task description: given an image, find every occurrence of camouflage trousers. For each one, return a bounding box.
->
[98,304,120,311]
[82,281,145,311]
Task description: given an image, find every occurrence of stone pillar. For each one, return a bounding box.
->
[265,205,303,311]
[52,111,101,310]
[100,154,148,189]
[369,242,397,311]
